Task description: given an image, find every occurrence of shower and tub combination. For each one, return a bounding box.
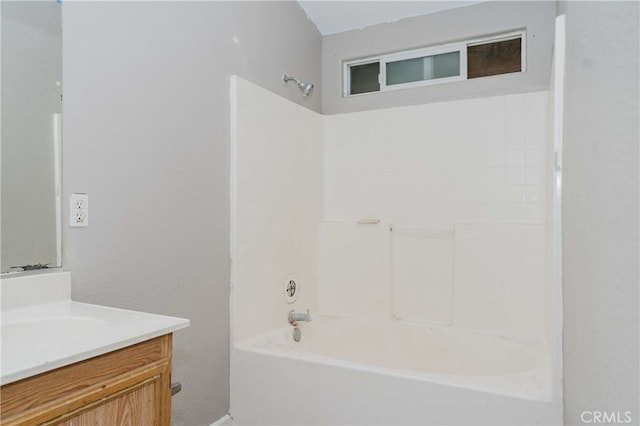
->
[230,24,564,422]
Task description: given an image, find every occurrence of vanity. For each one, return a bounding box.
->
[0,272,189,425]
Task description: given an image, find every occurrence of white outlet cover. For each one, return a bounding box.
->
[70,193,89,227]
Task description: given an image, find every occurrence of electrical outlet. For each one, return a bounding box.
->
[70,193,89,227]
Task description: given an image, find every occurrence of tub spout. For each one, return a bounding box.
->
[289,309,312,326]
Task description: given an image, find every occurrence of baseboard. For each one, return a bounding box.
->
[210,414,232,426]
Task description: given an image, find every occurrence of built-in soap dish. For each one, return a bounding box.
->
[283,273,299,304]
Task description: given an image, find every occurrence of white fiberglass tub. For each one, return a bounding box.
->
[231,316,561,425]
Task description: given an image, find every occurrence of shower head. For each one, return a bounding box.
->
[282,74,314,98]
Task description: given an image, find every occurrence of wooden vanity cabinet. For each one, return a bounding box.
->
[0,334,173,426]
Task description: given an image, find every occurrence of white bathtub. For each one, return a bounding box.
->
[230,316,562,425]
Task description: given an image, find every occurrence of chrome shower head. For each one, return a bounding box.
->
[301,82,314,97]
[282,74,314,98]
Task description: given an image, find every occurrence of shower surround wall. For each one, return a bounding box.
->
[231,77,559,424]
[231,76,322,343]
[321,93,550,336]
[324,94,548,224]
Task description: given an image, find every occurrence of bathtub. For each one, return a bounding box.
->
[230,315,561,425]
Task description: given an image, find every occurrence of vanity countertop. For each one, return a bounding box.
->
[0,271,189,385]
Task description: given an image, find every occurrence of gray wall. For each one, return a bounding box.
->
[561,1,639,424]
[1,1,61,272]
[322,1,556,114]
[61,2,320,424]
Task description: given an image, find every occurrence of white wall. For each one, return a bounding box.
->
[231,86,552,341]
[318,222,391,320]
[560,2,639,424]
[318,222,547,338]
[322,1,556,114]
[320,93,551,338]
[324,92,549,226]
[231,76,322,343]
[61,2,321,424]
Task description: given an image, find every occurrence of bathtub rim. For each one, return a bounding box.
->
[235,321,554,403]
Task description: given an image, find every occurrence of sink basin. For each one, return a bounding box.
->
[1,316,107,358]
[0,272,189,385]
[3,316,106,340]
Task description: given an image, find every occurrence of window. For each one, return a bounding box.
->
[344,31,525,97]
[467,36,522,78]
[349,61,380,95]
[385,48,463,88]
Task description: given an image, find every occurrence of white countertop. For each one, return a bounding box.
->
[0,271,189,385]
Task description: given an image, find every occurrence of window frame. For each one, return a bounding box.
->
[343,30,526,97]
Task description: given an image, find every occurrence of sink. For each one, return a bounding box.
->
[1,316,107,359]
[3,316,106,341]
[0,270,189,385]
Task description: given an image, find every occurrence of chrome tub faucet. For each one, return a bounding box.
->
[288,309,312,326]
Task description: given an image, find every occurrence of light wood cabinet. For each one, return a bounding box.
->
[0,335,173,426]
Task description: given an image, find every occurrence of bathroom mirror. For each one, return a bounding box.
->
[1,1,62,274]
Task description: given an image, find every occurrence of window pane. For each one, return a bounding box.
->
[386,51,460,86]
[467,38,522,79]
[349,62,380,95]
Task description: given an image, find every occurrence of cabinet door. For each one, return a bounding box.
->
[1,335,172,426]
[55,380,157,426]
